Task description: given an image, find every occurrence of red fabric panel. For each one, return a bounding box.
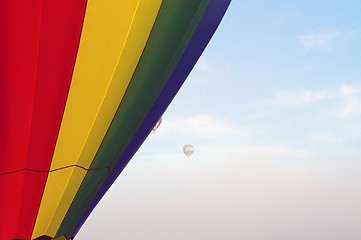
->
[0,172,47,240]
[27,0,87,171]
[0,0,42,174]
[0,0,87,239]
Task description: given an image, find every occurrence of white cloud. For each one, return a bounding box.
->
[160,114,242,138]
[253,85,361,118]
[206,143,308,163]
[131,141,310,184]
[258,88,330,107]
[338,99,361,117]
[339,84,361,96]
[197,58,214,74]
[299,28,342,51]
[336,85,361,117]
[188,58,216,85]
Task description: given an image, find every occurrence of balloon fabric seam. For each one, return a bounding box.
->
[0,165,128,176]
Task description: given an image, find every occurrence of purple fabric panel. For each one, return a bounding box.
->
[70,0,231,238]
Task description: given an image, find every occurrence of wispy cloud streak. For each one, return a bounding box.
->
[298,28,358,51]
[254,85,361,117]
[337,85,361,117]
[299,28,342,51]
[160,114,242,138]
[256,88,330,107]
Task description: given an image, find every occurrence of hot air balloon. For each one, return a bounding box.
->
[153,117,162,134]
[0,0,230,239]
[183,145,195,158]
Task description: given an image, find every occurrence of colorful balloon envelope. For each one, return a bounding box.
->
[0,0,230,239]
[183,145,195,158]
[153,117,162,134]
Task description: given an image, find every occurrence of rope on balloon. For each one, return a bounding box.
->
[0,164,125,176]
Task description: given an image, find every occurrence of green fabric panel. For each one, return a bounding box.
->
[93,0,209,170]
[56,0,209,237]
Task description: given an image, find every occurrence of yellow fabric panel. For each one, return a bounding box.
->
[31,167,86,239]
[54,237,67,240]
[32,0,162,238]
[50,0,162,170]
[73,0,163,169]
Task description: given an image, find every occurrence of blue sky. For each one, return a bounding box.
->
[77,1,361,239]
